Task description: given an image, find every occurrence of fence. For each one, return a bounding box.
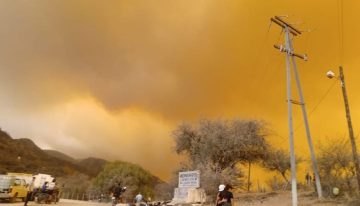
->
[59,191,112,202]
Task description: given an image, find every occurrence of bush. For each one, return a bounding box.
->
[317,138,356,197]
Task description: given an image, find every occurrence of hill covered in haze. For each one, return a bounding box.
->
[43,149,78,164]
[0,129,92,176]
[0,128,106,177]
[0,128,160,185]
[43,150,108,177]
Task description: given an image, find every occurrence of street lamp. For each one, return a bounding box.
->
[326,71,335,79]
[327,66,360,192]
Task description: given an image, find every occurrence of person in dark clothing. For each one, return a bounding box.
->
[216,184,225,206]
[112,183,123,205]
[305,172,312,186]
[219,184,234,206]
[41,182,48,193]
[113,184,122,196]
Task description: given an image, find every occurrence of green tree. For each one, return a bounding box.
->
[92,161,160,199]
[58,174,91,195]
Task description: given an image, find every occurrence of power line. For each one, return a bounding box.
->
[247,20,280,107]
[338,0,344,65]
[293,80,338,132]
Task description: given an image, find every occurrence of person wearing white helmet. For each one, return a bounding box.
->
[215,184,226,206]
[218,184,233,206]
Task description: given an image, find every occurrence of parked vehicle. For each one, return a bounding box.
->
[34,189,59,204]
[7,173,33,185]
[0,175,28,202]
[32,174,54,189]
[31,173,59,204]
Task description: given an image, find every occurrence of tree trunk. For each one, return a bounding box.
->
[281,172,289,183]
[247,161,251,192]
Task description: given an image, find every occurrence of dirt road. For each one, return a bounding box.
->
[0,194,349,206]
[0,199,108,206]
[237,191,346,206]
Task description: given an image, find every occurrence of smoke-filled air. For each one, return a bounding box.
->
[0,1,360,187]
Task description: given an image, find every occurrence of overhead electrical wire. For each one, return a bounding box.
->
[293,80,338,132]
[338,0,344,65]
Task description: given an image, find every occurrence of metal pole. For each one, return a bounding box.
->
[288,39,323,198]
[339,66,360,191]
[285,26,297,206]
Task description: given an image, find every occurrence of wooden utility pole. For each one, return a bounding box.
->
[339,66,360,191]
[271,16,323,206]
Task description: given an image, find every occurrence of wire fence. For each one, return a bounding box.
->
[59,191,112,202]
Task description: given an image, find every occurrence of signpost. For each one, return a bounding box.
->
[170,170,205,205]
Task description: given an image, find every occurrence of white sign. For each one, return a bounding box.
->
[178,170,200,188]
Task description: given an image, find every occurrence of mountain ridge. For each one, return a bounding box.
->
[0,128,163,186]
[0,129,114,178]
[43,150,109,177]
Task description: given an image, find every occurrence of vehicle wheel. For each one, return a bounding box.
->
[36,193,44,204]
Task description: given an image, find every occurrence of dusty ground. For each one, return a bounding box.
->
[0,193,353,206]
[0,199,103,205]
[236,191,347,206]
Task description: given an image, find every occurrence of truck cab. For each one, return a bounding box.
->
[0,175,28,202]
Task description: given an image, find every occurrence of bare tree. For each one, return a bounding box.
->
[154,182,173,201]
[261,147,291,183]
[317,138,356,196]
[173,118,268,192]
[172,162,243,198]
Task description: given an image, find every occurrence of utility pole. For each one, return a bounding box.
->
[288,34,323,200]
[339,66,360,191]
[270,16,323,206]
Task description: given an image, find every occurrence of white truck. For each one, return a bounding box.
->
[32,173,55,189]
[32,174,58,204]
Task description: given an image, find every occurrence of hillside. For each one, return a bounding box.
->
[0,129,87,176]
[43,149,77,164]
[0,128,157,184]
[44,150,108,177]
[76,157,108,177]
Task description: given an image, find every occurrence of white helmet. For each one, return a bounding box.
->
[218,184,225,191]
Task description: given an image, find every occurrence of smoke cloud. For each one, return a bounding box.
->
[0,0,360,179]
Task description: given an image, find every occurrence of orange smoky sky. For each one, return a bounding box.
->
[0,0,360,181]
